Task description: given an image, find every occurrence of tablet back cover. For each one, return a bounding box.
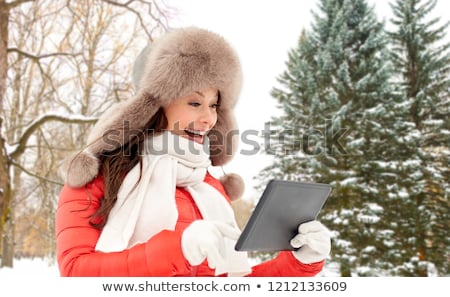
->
[235,180,331,252]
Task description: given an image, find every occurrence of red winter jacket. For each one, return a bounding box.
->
[56,173,324,276]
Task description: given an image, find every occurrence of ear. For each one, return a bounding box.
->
[219,173,245,201]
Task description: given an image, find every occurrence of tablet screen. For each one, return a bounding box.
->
[235,180,331,252]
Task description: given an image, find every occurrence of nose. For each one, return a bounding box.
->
[198,105,217,128]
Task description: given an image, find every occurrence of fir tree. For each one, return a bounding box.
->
[259,0,399,276]
[388,0,450,276]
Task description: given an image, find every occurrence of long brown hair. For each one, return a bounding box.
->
[89,107,167,229]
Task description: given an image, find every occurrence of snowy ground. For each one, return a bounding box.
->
[0,257,339,277]
[0,257,59,277]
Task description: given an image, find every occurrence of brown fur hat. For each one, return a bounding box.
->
[62,27,245,199]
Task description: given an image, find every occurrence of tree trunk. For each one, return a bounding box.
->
[0,119,12,267]
[0,0,12,267]
[1,217,13,267]
[339,258,352,277]
[0,0,7,104]
[417,193,428,277]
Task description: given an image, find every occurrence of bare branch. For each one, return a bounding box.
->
[9,113,98,160]
[100,0,168,40]
[140,0,169,31]
[7,47,81,60]
[11,161,63,186]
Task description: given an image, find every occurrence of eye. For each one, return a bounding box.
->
[189,102,201,107]
[211,103,221,109]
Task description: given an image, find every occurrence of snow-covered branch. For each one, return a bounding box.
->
[5,0,34,10]
[9,113,97,160]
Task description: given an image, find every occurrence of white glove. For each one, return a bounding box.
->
[290,220,331,264]
[181,220,241,269]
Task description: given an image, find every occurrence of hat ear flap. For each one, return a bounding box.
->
[220,173,245,201]
[209,110,238,166]
[62,92,161,188]
[60,150,100,188]
[86,92,160,154]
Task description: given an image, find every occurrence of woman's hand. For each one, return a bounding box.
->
[181,220,241,269]
[290,220,331,264]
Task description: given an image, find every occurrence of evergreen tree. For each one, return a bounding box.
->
[259,0,399,276]
[388,0,450,276]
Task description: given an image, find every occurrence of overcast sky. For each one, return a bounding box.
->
[166,0,449,200]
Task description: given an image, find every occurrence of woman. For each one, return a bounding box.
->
[56,27,331,276]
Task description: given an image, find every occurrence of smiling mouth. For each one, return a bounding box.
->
[183,129,207,143]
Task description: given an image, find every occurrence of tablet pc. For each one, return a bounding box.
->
[234,180,331,252]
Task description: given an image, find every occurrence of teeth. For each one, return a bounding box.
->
[185,129,206,136]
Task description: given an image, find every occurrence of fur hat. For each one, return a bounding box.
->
[62,27,245,200]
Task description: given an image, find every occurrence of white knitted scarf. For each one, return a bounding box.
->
[95,131,250,276]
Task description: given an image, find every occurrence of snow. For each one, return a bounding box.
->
[0,257,59,277]
[0,257,340,277]
[357,213,381,224]
[4,142,18,156]
[339,177,359,186]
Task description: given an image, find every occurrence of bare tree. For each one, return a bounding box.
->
[0,0,171,267]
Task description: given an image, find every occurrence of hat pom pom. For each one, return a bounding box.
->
[220,173,245,201]
[62,151,100,188]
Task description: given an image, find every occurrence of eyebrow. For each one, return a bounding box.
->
[195,91,204,97]
[194,90,219,101]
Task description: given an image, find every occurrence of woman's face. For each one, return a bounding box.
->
[164,87,219,144]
